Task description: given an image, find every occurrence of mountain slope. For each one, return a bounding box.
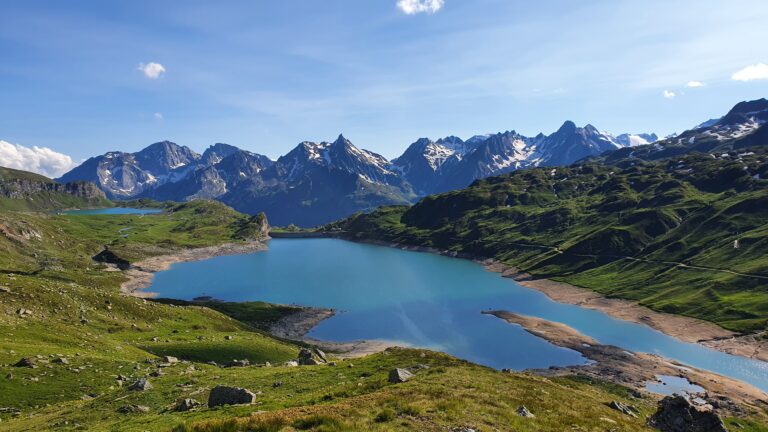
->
[330,148,768,332]
[601,98,768,163]
[220,135,415,226]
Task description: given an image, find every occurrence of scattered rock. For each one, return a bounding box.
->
[388,368,414,383]
[313,348,328,362]
[162,356,178,364]
[174,398,201,412]
[128,378,152,391]
[13,358,36,368]
[149,370,164,377]
[224,335,233,340]
[225,359,250,368]
[117,404,150,414]
[16,308,32,317]
[516,405,535,418]
[608,401,638,417]
[52,357,69,365]
[207,385,256,407]
[327,361,337,367]
[649,395,727,432]
[272,381,283,388]
[284,360,299,367]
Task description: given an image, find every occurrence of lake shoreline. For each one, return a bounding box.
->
[336,236,768,363]
[119,239,399,358]
[118,234,768,364]
[484,310,768,416]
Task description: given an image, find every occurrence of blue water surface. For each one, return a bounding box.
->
[62,207,162,215]
[149,238,768,391]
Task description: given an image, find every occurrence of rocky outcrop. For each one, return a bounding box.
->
[0,174,105,201]
[207,385,257,407]
[649,395,727,432]
[92,247,131,270]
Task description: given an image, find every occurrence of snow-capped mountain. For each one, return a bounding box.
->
[394,122,655,194]
[613,133,658,147]
[57,141,202,198]
[59,121,666,223]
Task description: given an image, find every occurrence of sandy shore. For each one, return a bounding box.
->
[267,305,401,358]
[119,241,267,297]
[483,261,768,363]
[485,310,768,417]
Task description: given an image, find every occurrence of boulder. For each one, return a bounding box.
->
[162,356,178,364]
[388,368,414,383]
[52,357,69,365]
[608,401,638,417]
[208,385,257,407]
[649,395,727,432]
[299,358,321,366]
[13,358,36,368]
[16,308,32,317]
[174,398,201,412]
[298,348,313,360]
[128,378,152,391]
[314,348,328,362]
[516,405,535,418]
[284,360,299,367]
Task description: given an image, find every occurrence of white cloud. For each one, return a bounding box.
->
[731,63,768,81]
[397,0,444,15]
[663,90,676,99]
[686,80,705,88]
[0,140,76,178]
[138,62,166,79]
[153,112,164,121]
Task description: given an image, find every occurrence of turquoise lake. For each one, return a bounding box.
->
[62,207,162,215]
[149,238,768,391]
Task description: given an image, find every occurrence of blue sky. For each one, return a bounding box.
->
[1,0,767,174]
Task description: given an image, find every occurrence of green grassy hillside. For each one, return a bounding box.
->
[331,148,768,333]
[0,199,686,431]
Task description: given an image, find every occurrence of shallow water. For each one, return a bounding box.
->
[61,207,162,215]
[645,375,706,396]
[149,238,768,391]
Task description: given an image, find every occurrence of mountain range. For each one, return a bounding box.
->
[55,122,660,226]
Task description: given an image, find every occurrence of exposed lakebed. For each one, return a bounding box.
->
[149,238,768,391]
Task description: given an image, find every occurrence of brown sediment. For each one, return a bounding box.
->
[119,241,267,297]
[484,310,768,417]
[483,261,768,363]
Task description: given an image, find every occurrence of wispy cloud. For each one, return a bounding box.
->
[153,112,164,121]
[686,80,705,88]
[0,140,75,178]
[397,0,444,15]
[731,63,768,81]
[663,90,676,99]
[138,62,166,79]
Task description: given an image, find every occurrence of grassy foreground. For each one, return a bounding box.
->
[0,199,764,430]
[330,149,768,333]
